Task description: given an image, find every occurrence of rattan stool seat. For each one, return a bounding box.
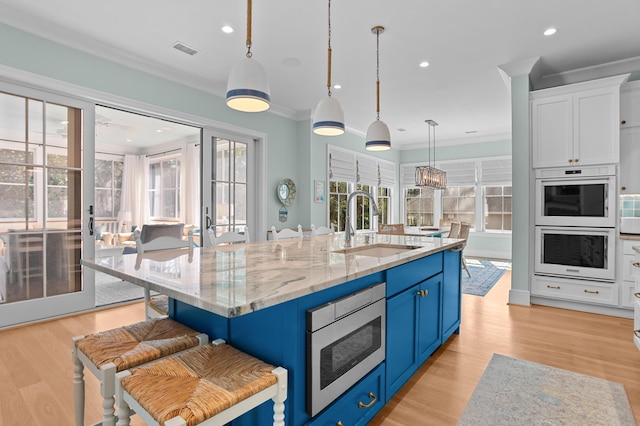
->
[72,318,208,426]
[117,341,288,426]
[148,294,169,316]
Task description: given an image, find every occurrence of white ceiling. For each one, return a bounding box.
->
[2,0,640,150]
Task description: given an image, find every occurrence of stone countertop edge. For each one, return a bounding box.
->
[620,233,640,241]
[82,234,464,318]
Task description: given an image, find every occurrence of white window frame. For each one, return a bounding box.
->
[148,152,181,221]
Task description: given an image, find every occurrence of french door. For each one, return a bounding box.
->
[201,129,256,246]
[0,82,95,327]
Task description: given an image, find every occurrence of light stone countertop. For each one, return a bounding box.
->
[82,233,463,318]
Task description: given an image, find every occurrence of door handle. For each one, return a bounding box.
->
[88,205,94,236]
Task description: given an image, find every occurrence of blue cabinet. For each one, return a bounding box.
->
[442,250,462,341]
[386,273,442,397]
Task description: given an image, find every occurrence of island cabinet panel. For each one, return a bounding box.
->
[386,251,442,297]
[442,250,462,341]
[307,363,385,426]
[386,273,442,397]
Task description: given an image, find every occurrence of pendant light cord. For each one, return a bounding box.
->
[246,0,253,58]
[326,0,333,96]
[375,27,381,120]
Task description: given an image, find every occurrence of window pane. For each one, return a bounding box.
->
[329,181,348,232]
[95,159,113,188]
[405,187,434,227]
[162,189,176,217]
[95,189,112,217]
[0,92,27,142]
[234,183,247,222]
[234,144,247,184]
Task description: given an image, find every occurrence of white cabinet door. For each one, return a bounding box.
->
[531,94,573,168]
[573,87,620,166]
[620,83,640,128]
[620,127,640,194]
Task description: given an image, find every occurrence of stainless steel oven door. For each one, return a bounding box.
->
[306,282,386,417]
[535,175,616,227]
[535,226,615,281]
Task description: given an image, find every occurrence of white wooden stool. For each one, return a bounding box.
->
[115,339,287,426]
[72,318,208,426]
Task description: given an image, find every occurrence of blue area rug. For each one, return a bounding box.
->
[461,258,511,296]
[458,353,636,425]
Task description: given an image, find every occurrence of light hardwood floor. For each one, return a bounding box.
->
[0,272,638,425]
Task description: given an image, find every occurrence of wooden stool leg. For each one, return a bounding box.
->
[272,367,288,426]
[101,363,117,426]
[116,370,132,426]
[71,336,85,426]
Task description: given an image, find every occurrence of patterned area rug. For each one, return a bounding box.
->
[458,354,636,426]
[462,258,511,296]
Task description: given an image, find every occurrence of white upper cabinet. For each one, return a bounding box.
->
[531,74,629,169]
[620,81,640,128]
[620,127,640,194]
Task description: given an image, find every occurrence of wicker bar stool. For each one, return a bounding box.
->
[115,340,288,426]
[72,318,208,426]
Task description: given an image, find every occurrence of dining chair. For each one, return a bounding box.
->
[134,226,194,320]
[378,223,405,235]
[447,221,461,239]
[115,339,288,426]
[72,318,208,426]
[451,222,471,277]
[271,224,303,240]
[311,224,334,237]
[207,226,250,246]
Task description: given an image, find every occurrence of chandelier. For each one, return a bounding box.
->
[415,119,447,189]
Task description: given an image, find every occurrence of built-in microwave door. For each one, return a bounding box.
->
[535,176,616,227]
[534,226,615,282]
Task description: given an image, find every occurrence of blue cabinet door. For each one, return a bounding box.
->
[417,273,442,364]
[442,250,462,341]
[385,284,419,397]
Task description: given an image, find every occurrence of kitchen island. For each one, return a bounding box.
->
[82,232,463,425]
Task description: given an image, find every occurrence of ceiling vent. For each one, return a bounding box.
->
[173,42,198,56]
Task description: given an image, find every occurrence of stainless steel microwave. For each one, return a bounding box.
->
[535,165,616,228]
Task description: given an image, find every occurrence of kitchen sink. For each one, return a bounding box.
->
[333,243,422,258]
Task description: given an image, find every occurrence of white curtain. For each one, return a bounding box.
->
[182,143,200,227]
[121,154,148,229]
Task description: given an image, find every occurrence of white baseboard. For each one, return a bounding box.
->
[530,296,634,319]
[508,289,530,306]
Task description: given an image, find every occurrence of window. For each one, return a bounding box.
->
[405,187,435,226]
[355,184,374,231]
[442,186,476,226]
[328,145,396,233]
[149,155,181,219]
[94,156,123,219]
[401,156,511,232]
[0,147,35,220]
[377,186,391,225]
[484,185,512,231]
[329,180,348,232]
[212,138,247,235]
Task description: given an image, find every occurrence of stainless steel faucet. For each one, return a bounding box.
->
[344,190,379,247]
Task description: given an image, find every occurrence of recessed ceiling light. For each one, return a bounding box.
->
[419,61,430,68]
[333,84,342,90]
[397,128,407,132]
[221,25,234,34]
[465,130,477,134]
[156,129,162,133]
[543,27,557,36]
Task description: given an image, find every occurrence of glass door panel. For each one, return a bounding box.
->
[0,84,94,327]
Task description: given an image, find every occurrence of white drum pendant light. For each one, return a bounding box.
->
[226,0,271,112]
[313,0,345,136]
[365,26,391,151]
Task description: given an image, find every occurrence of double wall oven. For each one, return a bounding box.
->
[535,165,616,282]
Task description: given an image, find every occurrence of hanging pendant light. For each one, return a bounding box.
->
[313,0,345,136]
[226,0,271,112]
[365,26,391,151]
[415,119,447,189]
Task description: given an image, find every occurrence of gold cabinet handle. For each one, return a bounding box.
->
[358,392,377,409]
[547,285,560,289]
[634,292,640,299]
[633,262,640,268]
[622,186,627,191]
[337,422,343,426]
[568,159,573,163]
[584,289,599,294]
[622,119,627,125]
[574,158,579,163]
[635,330,640,338]
[415,290,427,297]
